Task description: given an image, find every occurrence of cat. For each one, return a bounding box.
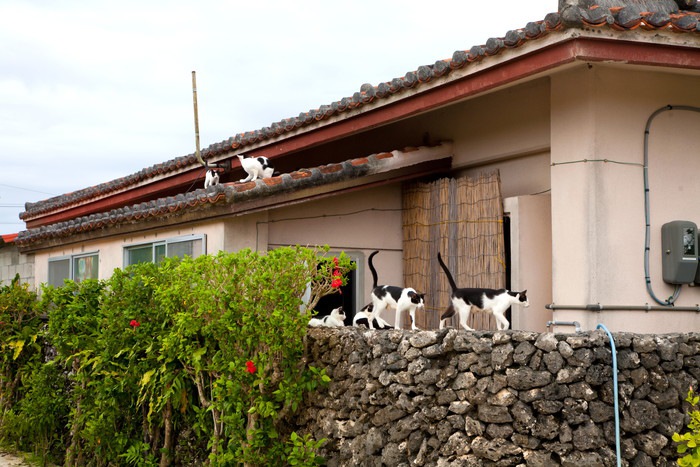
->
[368,250,425,330]
[353,304,394,329]
[236,154,275,182]
[204,168,220,188]
[437,252,529,331]
[308,306,346,328]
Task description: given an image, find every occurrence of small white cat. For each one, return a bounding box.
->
[437,252,529,331]
[368,251,425,330]
[236,154,275,183]
[353,304,393,329]
[204,169,220,188]
[308,306,346,328]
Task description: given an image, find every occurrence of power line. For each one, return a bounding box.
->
[0,183,57,196]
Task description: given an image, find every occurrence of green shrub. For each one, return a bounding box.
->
[674,386,700,466]
[1,247,351,466]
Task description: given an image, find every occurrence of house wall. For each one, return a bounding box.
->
[550,63,700,333]
[505,194,553,332]
[32,222,227,288]
[267,184,404,316]
[0,244,34,287]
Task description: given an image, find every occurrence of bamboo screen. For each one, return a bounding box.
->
[402,171,506,330]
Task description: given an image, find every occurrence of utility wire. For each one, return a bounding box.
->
[0,183,57,196]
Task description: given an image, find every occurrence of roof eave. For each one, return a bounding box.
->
[22,32,700,228]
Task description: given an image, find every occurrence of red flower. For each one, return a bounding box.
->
[333,269,341,277]
[333,257,339,266]
[129,319,140,329]
[245,360,257,374]
[331,278,342,288]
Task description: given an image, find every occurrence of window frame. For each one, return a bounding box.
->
[123,234,207,267]
[48,251,100,286]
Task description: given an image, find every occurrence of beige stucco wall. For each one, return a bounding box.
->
[33,222,227,289]
[267,184,404,310]
[505,194,553,332]
[550,63,700,333]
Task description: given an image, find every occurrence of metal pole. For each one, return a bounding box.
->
[192,71,206,167]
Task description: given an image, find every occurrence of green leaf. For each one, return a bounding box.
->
[140,369,156,387]
[8,340,24,360]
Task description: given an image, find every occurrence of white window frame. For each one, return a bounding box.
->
[123,234,207,267]
[48,251,100,286]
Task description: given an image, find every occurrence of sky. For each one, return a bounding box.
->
[0,0,556,235]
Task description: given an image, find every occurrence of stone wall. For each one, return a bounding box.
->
[297,327,699,466]
[0,243,33,287]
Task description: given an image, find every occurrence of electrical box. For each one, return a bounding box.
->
[662,221,698,284]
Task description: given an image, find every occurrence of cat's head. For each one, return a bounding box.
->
[408,291,425,307]
[360,303,373,314]
[331,306,346,320]
[515,290,529,307]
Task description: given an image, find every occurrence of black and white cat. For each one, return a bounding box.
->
[236,154,275,182]
[353,304,394,329]
[204,168,220,188]
[308,306,346,328]
[437,252,529,331]
[368,250,425,330]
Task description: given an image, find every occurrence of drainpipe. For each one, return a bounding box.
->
[545,320,582,332]
[546,303,700,312]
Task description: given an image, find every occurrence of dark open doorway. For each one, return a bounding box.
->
[312,261,357,326]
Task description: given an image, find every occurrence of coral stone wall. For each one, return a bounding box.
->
[297,327,699,466]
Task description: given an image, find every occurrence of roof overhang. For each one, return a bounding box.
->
[16,143,453,253]
[21,31,700,229]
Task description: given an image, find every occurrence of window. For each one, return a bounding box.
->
[124,235,206,266]
[48,252,99,287]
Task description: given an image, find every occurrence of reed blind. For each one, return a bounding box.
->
[402,172,506,330]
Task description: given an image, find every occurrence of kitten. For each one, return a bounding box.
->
[368,250,425,330]
[353,304,394,329]
[236,154,275,182]
[204,169,220,188]
[308,306,346,328]
[437,252,529,331]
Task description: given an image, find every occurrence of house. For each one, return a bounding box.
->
[12,0,700,333]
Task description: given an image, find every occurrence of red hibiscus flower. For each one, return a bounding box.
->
[129,319,140,329]
[245,360,257,374]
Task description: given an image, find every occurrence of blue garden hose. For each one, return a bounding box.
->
[597,323,621,467]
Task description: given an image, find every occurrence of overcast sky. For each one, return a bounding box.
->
[0,0,556,235]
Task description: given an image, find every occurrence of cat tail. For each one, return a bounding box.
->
[437,252,458,292]
[368,250,379,289]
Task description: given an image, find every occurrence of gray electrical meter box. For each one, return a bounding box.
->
[662,220,699,284]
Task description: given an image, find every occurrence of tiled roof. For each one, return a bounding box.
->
[15,144,452,247]
[1,233,17,244]
[19,2,700,221]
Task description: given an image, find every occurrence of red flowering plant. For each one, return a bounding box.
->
[302,251,354,312]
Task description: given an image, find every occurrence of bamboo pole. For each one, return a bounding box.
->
[191,71,207,168]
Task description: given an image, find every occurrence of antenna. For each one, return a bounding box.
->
[191,71,207,168]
